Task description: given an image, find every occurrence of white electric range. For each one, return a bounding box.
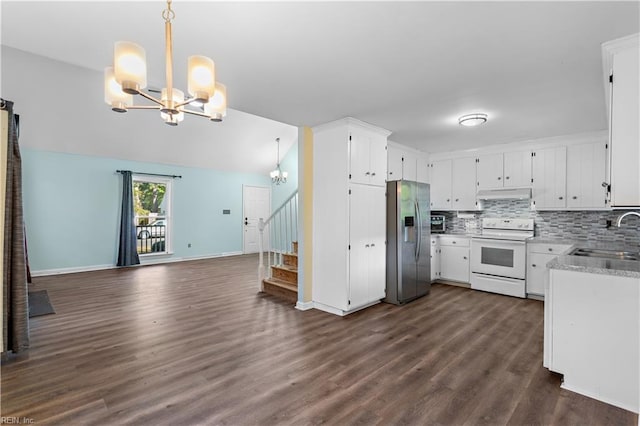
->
[470,218,534,298]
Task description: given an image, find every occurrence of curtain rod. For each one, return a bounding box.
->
[116,170,182,179]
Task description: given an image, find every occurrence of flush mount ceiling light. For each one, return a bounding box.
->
[458,113,488,127]
[104,0,227,126]
[270,138,288,185]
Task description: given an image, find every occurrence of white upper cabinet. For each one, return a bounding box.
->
[430,160,452,210]
[416,153,430,184]
[387,143,428,183]
[532,147,567,209]
[387,145,403,181]
[503,151,533,187]
[452,157,477,210]
[604,34,640,207]
[566,142,607,209]
[350,126,387,186]
[476,153,504,189]
[477,151,531,189]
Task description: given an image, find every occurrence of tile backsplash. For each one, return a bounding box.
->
[433,200,640,248]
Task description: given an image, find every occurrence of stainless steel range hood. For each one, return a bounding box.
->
[476,188,531,200]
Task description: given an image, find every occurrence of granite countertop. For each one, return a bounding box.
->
[528,237,640,278]
[434,232,480,237]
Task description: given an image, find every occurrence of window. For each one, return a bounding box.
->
[133,175,172,255]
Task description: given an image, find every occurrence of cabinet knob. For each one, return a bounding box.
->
[463,256,467,260]
[371,243,376,247]
[365,172,370,176]
[548,248,553,252]
[532,264,537,267]
[505,176,510,180]
[497,176,502,180]
[446,198,450,202]
[365,244,370,248]
[371,172,376,176]
[559,196,564,200]
[455,198,459,202]
[452,241,456,244]
[572,196,577,200]
[389,172,393,175]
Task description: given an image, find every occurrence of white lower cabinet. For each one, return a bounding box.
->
[438,236,470,283]
[430,236,441,281]
[526,242,573,298]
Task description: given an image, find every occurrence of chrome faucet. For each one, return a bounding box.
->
[616,211,640,227]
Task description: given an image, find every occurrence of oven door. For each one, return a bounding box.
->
[470,238,526,279]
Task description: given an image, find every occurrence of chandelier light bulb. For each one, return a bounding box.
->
[113,41,147,93]
[104,67,133,112]
[188,55,216,103]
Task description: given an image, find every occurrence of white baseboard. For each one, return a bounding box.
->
[30,251,246,277]
[31,264,117,277]
[295,301,314,311]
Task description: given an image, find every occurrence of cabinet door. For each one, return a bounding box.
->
[430,238,440,281]
[402,152,417,182]
[527,252,556,296]
[349,185,370,308]
[367,186,387,301]
[567,142,607,209]
[440,246,469,282]
[416,154,430,184]
[610,46,640,207]
[477,153,504,189]
[387,145,403,181]
[349,130,371,185]
[349,184,386,308]
[369,136,387,186]
[532,147,567,209]
[504,151,532,188]
[430,160,452,210]
[452,157,477,210]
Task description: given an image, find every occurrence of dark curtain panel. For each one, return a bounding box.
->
[2,100,30,353]
[116,171,140,267]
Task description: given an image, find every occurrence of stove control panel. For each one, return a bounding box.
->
[481,218,534,231]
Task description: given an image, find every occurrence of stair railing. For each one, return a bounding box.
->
[258,190,298,291]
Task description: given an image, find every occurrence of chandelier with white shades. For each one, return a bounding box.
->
[270,138,288,185]
[104,0,227,126]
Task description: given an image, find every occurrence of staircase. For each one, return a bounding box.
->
[258,191,298,304]
[262,241,298,303]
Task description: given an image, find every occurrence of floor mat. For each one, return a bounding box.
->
[28,290,55,317]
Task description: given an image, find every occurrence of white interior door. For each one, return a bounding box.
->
[243,185,271,254]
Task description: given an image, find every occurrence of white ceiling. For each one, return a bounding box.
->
[1,1,639,155]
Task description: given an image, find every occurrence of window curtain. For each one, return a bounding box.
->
[117,171,140,267]
[2,100,30,353]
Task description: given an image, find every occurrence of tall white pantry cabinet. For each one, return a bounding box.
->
[312,118,391,316]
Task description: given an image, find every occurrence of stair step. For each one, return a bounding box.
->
[282,252,298,268]
[271,265,298,284]
[263,278,297,303]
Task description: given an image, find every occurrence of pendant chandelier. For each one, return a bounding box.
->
[104,0,227,126]
[270,138,288,185]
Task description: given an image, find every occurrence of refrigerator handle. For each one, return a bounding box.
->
[415,200,421,261]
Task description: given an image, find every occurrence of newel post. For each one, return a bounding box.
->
[258,217,265,292]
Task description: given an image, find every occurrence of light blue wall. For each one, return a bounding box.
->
[271,141,299,210]
[22,149,271,272]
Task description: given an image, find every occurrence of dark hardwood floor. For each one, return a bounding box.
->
[2,254,637,425]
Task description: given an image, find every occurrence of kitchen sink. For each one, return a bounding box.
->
[568,247,640,261]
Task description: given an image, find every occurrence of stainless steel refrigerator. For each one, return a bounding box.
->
[385,180,431,305]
